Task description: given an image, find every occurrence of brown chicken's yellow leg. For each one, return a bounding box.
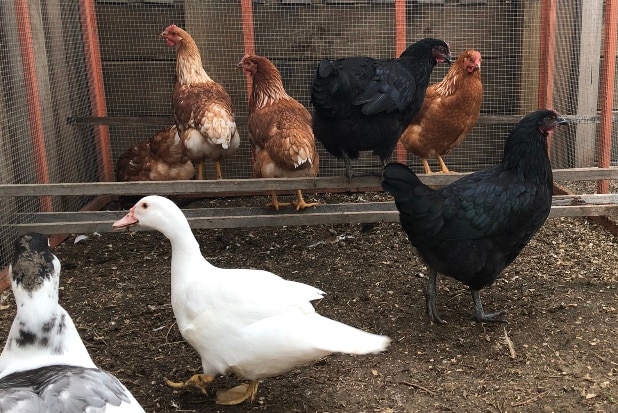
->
[214,160,222,180]
[422,159,433,175]
[165,374,214,395]
[437,155,453,174]
[267,191,290,211]
[197,162,204,180]
[292,189,319,210]
[216,380,260,405]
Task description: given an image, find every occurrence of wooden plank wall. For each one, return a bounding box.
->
[0,2,94,266]
[95,1,531,177]
[0,1,22,266]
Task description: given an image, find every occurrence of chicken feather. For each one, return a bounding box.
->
[116,125,195,183]
[400,49,483,174]
[161,25,240,180]
[311,38,451,180]
[383,109,568,323]
[239,54,319,210]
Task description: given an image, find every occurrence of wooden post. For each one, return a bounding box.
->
[574,0,603,167]
[597,0,618,194]
[538,0,557,109]
[15,0,52,212]
[394,0,407,163]
[79,0,113,183]
[241,0,256,98]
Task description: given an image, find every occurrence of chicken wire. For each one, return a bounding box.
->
[0,0,616,268]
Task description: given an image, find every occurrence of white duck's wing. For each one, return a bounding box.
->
[182,268,324,326]
[0,364,145,413]
[181,267,390,379]
[227,269,324,312]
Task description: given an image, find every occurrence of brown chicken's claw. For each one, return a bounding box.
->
[292,190,319,211]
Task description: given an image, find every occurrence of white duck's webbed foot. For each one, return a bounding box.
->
[165,374,214,395]
[216,380,260,405]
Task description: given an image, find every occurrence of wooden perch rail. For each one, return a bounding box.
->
[0,167,617,197]
[7,194,618,235]
[64,113,609,127]
[0,167,616,236]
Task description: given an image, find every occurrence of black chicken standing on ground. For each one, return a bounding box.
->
[382,109,568,323]
[311,38,451,180]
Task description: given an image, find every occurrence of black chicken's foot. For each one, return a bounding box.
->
[471,289,506,323]
[425,269,446,324]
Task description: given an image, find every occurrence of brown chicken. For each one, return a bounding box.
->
[116,125,195,182]
[160,25,240,180]
[399,49,483,174]
[238,54,319,211]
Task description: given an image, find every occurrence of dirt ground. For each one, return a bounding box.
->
[0,193,617,413]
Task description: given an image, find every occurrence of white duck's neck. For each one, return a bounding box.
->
[160,219,213,308]
[159,218,202,258]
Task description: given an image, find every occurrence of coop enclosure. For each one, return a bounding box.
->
[0,0,616,268]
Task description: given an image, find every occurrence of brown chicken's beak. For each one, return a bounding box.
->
[237,54,250,69]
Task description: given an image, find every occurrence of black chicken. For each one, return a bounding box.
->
[311,38,451,180]
[382,109,568,323]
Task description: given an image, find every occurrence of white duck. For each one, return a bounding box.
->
[0,233,145,413]
[113,195,390,405]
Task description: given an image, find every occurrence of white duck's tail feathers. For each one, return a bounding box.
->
[313,315,390,355]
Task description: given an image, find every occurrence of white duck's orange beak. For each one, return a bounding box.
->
[112,206,138,230]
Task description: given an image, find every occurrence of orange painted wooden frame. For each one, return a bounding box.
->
[597,0,617,194]
[394,0,407,163]
[15,0,52,211]
[79,0,113,183]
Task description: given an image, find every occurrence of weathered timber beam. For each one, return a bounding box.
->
[7,194,618,235]
[0,168,616,197]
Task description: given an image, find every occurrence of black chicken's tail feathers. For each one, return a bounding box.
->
[382,162,444,242]
[381,162,425,197]
[311,59,337,111]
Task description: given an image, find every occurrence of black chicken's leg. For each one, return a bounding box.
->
[341,153,378,182]
[471,289,506,322]
[342,153,354,182]
[425,269,446,324]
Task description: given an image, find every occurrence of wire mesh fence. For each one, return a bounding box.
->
[0,0,616,267]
